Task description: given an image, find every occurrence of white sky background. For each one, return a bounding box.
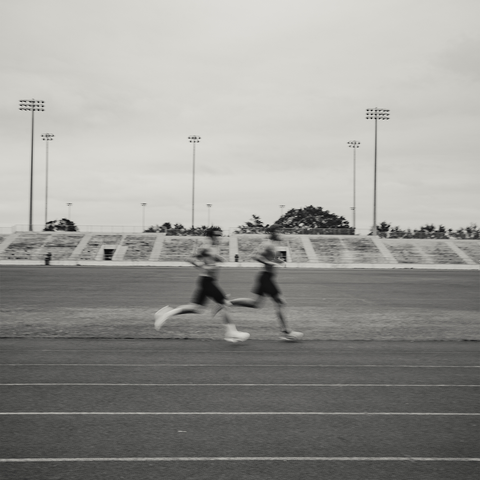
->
[0,0,479,234]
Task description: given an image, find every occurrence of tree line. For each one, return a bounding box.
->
[42,205,479,239]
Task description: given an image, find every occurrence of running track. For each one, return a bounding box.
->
[1,339,479,480]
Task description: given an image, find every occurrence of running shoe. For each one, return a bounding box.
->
[154,306,172,331]
[280,331,304,342]
[224,331,250,343]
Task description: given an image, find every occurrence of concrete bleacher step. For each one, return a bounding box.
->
[0,232,478,267]
[157,236,202,261]
[0,233,20,256]
[40,233,85,260]
[122,234,158,261]
[382,239,470,264]
[149,234,166,261]
[301,236,318,262]
[76,234,123,261]
[449,240,478,265]
[236,235,264,262]
[1,232,51,260]
[282,236,310,262]
[69,234,93,261]
[385,241,433,264]
[371,237,397,264]
[111,235,128,261]
[308,236,391,264]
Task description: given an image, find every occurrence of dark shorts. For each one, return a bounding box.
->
[191,276,227,306]
[252,271,281,299]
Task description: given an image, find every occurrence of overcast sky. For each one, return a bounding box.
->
[1,0,479,234]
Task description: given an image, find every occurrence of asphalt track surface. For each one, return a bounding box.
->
[1,339,479,480]
[1,267,479,479]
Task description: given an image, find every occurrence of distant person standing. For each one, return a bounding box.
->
[154,228,250,343]
[44,252,52,266]
[230,225,303,341]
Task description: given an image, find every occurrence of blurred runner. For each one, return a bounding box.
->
[230,225,303,341]
[154,228,249,343]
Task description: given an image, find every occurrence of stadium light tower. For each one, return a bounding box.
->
[188,136,201,228]
[279,204,285,218]
[366,108,390,236]
[19,99,45,231]
[67,202,72,219]
[347,141,360,231]
[141,202,147,231]
[41,133,54,227]
[207,203,212,227]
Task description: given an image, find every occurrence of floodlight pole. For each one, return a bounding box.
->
[347,141,360,230]
[366,108,390,236]
[188,136,201,228]
[67,203,72,219]
[207,203,212,227]
[280,204,285,218]
[41,133,54,227]
[19,99,45,231]
[141,203,147,231]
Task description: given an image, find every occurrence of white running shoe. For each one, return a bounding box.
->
[154,306,172,331]
[225,331,250,343]
[280,331,304,342]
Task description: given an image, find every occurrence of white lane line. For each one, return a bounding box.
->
[1,383,479,387]
[1,364,479,367]
[0,457,479,462]
[1,412,478,416]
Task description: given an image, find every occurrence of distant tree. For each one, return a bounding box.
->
[235,206,351,234]
[44,218,78,232]
[274,205,350,229]
[144,222,174,233]
[414,224,448,239]
[449,223,479,239]
[464,224,479,239]
[377,221,391,237]
[374,222,479,239]
[388,225,409,238]
[235,214,267,233]
[144,222,224,236]
[419,224,436,233]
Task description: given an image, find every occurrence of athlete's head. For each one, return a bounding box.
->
[205,227,222,244]
[267,224,281,241]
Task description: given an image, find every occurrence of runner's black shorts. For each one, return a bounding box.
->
[252,271,281,298]
[191,276,227,306]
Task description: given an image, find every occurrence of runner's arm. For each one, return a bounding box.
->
[186,256,204,268]
[253,248,284,266]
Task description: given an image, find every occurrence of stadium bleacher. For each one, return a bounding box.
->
[452,240,480,264]
[0,232,478,268]
[121,235,157,261]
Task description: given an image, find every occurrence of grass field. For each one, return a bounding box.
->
[1,266,478,341]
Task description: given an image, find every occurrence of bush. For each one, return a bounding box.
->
[44,219,78,232]
[378,222,479,239]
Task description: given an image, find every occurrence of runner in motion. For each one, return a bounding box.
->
[154,228,250,343]
[230,225,303,341]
